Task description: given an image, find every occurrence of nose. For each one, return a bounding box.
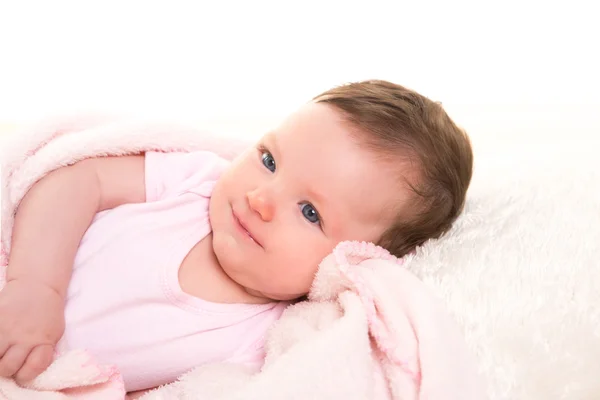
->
[246,187,275,222]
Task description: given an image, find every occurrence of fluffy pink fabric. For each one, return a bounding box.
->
[0,117,485,399]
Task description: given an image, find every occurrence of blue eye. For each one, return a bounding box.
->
[300,203,320,225]
[261,151,276,172]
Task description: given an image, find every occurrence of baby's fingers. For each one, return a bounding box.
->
[0,345,29,378]
[15,344,54,383]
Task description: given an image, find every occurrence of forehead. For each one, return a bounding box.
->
[268,102,414,239]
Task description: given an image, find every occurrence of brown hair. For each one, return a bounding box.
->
[314,80,473,257]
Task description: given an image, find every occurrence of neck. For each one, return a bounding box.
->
[180,233,272,305]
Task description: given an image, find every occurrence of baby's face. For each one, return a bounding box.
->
[209,102,412,300]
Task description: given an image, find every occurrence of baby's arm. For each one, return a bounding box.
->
[6,156,146,296]
[0,155,146,382]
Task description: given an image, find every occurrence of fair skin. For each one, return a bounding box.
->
[206,102,405,300]
[0,102,411,393]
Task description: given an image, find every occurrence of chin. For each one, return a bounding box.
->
[211,233,242,276]
[211,230,228,261]
[270,294,305,302]
[258,287,309,302]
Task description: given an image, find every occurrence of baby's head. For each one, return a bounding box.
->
[209,80,473,301]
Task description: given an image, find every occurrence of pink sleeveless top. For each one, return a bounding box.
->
[59,151,287,392]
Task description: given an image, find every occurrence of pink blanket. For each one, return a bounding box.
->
[0,117,486,399]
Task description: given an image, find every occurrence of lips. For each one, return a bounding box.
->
[232,208,263,248]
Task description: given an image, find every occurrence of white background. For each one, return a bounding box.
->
[1,0,598,154]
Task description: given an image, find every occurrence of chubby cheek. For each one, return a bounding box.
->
[212,162,254,210]
[265,240,334,295]
[228,152,258,181]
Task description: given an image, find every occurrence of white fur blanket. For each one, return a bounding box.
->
[0,117,485,399]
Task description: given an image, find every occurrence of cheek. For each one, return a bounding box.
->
[209,171,243,215]
[220,157,259,194]
[270,236,334,287]
[291,239,333,265]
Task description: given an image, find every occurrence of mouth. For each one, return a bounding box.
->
[232,208,263,248]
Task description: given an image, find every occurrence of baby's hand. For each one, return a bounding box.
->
[0,279,65,383]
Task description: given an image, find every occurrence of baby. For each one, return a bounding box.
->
[0,80,473,395]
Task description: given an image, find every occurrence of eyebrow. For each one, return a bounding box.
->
[264,132,279,154]
[307,187,326,206]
